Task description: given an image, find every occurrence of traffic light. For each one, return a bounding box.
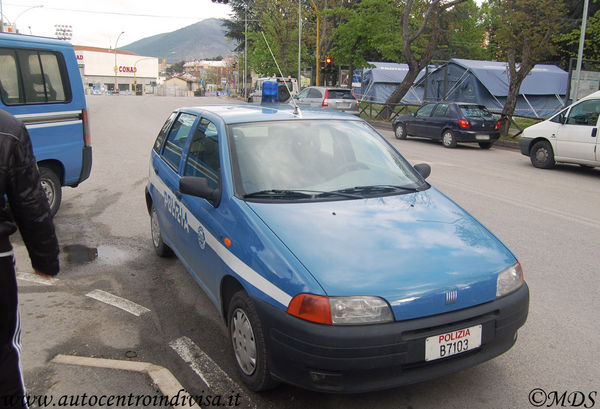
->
[322,56,334,74]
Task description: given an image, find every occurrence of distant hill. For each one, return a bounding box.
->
[121,18,234,63]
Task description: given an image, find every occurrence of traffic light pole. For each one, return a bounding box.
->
[309,0,319,86]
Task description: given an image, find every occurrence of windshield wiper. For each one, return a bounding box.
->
[243,189,363,200]
[334,184,424,196]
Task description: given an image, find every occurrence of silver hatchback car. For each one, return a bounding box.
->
[293,86,360,115]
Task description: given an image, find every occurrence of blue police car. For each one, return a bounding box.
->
[146,104,529,393]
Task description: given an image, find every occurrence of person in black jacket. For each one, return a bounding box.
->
[0,109,59,409]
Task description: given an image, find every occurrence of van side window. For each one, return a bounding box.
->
[566,100,600,126]
[153,112,177,153]
[0,48,71,105]
[184,118,220,187]
[162,113,196,172]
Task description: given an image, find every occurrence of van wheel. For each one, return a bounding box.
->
[150,204,173,257]
[530,140,555,169]
[442,130,457,148]
[228,291,278,392]
[39,167,61,216]
[394,123,407,140]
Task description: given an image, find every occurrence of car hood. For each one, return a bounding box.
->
[245,188,516,321]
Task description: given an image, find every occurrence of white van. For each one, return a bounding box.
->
[519,90,600,169]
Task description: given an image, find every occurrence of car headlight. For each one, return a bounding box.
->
[287,294,394,325]
[496,261,524,298]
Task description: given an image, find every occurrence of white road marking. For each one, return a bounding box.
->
[169,336,257,409]
[17,272,58,286]
[86,289,150,317]
[51,355,196,409]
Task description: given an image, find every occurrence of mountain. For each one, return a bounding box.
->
[121,18,234,63]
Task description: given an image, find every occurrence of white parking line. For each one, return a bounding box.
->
[169,336,256,409]
[86,289,150,317]
[51,354,196,409]
[17,272,58,286]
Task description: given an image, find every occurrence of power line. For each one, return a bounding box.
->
[4,3,214,20]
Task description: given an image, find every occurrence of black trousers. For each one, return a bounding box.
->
[0,254,27,409]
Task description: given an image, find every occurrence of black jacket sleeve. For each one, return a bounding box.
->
[4,116,59,276]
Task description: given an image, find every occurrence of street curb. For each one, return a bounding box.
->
[51,355,196,409]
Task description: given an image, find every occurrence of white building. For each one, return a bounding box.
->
[74,46,159,95]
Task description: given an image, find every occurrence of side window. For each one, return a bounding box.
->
[432,104,449,117]
[161,113,197,172]
[153,112,177,153]
[0,51,21,104]
[415,104,436,118]
[184,118,220,188]
[566,100,600,126]
[0,48,70,105]
[550,109,567,124]
[308,88,322,98]
[297,88,309,99]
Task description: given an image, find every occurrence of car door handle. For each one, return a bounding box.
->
[175,190,182,200]
[153,166,159,174]
[592,128,597,137]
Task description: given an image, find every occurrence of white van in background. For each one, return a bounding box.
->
[519,90,600,169]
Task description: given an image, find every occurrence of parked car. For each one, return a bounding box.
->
[519,90,600,169]
[293,86,360,115]
[146,104,528,393]
[393,102,500,149]
[0,33,92,215]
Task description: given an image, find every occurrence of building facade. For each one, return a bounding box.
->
[74,46,159,95]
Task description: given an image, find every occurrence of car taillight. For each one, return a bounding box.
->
[322,89,328,107]
[459,119,470,129]
[82,108,91,146]
[351,90,358,101]
[495,120,501,130]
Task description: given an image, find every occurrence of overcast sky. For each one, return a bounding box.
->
[2,0,233,48]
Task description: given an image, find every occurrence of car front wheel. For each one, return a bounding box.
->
[530,140,555,169]
[150,204,173,257]
[228,291,277,392]
[442,130,457,148]
[394,123,407,140]
[39,166,61,216]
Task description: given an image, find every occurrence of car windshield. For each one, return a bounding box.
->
[327,90,355,100]
[459,105,495,120]
[229,119,427,201]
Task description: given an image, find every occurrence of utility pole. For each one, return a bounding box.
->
[298,0,301,88]
[573,0,590,102]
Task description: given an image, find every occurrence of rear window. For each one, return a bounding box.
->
[459,105,495,120]
[327,90,355,100]
[0,48,71,105]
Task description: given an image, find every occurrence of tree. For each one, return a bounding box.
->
[555,8,600,65]
[165,60,185,76]
[483,0,567,135]
[382,0,468,119]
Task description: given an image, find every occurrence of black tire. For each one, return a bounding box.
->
[228,291,278,392]
[441,130,457,148]
[150,204,173,257]
[39,166,61,216]
[394,123,407,140]
[530,140,555,169]
[478,141,493,149]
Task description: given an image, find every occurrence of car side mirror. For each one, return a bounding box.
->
[180,177,220,207]
[414,163,431,179]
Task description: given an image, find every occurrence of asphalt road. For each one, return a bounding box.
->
[16,95,599,409]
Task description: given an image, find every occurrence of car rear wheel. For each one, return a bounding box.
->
[39,166,61,216]
[530,140,555,169]
[394,123,407,140]
[228,291,278,392]
[441,130,457,148]
[150,204,173,257]
[478,141,493,149]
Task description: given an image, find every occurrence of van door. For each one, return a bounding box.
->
[555,98,600,163]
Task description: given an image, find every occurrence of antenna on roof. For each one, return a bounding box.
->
[260,31,300,115]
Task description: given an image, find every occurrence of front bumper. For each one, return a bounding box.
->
[254,283,529,393]
[519,137,534,156]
